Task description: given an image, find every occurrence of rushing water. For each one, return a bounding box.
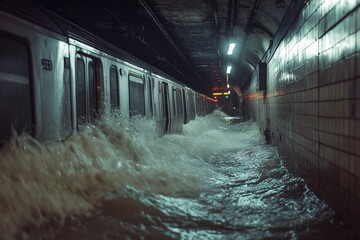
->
[0,111,355,240]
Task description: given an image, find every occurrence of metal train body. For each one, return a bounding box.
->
[0,1,215,144]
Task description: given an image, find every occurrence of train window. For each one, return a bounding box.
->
[195,94,201,115]
[160,82,169,133]
[110,65,119,110]
[172,87,176,116]
[189,92,195,119]
[0,34,33,143]
[175,89,183,117]
[147,77,153,116]
[88,61,97,119]
[128,74,145,117]
[76,58,86,127]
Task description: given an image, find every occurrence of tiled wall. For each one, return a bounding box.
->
[244,0,360,234]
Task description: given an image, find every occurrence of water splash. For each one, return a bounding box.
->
[0,112,213,239]
[0,110,355,239]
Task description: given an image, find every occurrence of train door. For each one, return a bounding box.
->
[128,73,145,117]
[110,65,120,111]
[173,87,184,133]
[75,54,101,129]
[182,89,189,124]
[146,77,153,117]
[0,34,33,143]
[88,60,99,120]
[159,82,169,133]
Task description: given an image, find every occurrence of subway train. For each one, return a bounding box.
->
[0,1,216,144]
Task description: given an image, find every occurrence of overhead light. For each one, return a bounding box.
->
[227,42,236,55]
[226,65,232,74]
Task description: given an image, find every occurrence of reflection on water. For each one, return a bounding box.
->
[0,111,355,239]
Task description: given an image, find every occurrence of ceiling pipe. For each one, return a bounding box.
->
[138,0,202,81]
[91,0,201,85]
[209,0,222,86]
[237,0,260,87]
[226,0,237,38]
[90,0,198,84]
[224,0,237,73]
[249,21,274,38]
[210,0,220,61]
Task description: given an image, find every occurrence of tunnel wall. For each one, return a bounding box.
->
[244,0,360,233]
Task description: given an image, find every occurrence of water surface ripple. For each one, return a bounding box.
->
[0,111,355,239]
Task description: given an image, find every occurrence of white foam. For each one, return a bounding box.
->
[0,111,261,239]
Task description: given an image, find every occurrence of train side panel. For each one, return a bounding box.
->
[0,10,72,142]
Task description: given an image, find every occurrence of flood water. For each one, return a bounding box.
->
[0,111,355,239]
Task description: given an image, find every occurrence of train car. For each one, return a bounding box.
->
[0,0,215,144]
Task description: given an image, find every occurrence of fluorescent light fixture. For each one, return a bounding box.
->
[226,65,232,74]
[227,42,236,55]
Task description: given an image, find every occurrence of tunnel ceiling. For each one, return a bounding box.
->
[29,0,291,95]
